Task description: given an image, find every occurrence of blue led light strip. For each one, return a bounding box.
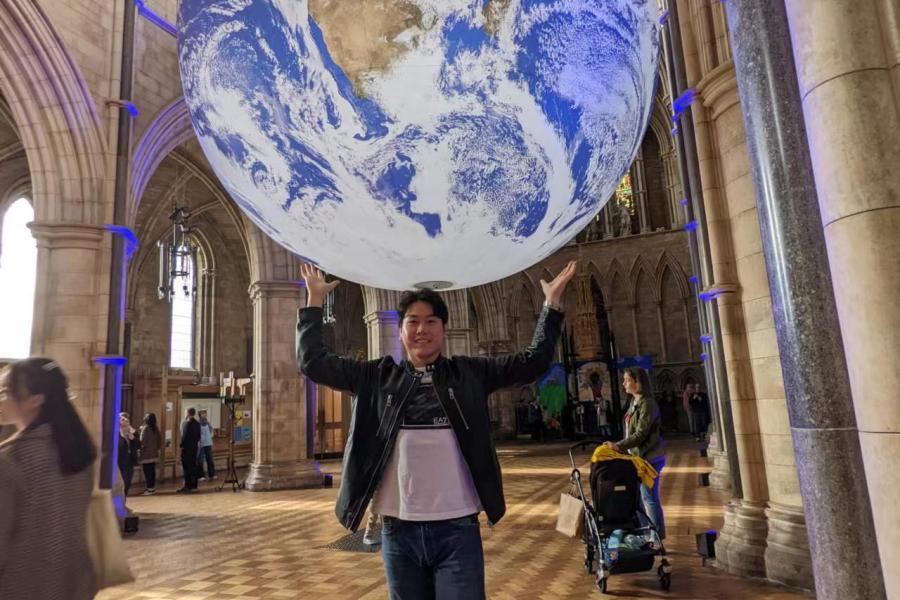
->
[134,0,176,37]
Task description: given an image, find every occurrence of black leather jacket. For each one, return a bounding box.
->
[297,305,564,531]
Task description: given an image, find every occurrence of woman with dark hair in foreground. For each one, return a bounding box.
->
[0,357,98,599]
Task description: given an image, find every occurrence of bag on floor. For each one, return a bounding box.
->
[556,485,585,538]
[86,489,135,589]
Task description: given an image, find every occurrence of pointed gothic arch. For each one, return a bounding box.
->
[0,0,107,224]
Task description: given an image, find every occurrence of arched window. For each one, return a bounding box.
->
[169,245,195,368]
[0,198,37,359]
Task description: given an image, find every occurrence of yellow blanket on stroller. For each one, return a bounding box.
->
[590,445,658,489]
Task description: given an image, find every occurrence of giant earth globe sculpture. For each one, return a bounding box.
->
[178,0,660,290]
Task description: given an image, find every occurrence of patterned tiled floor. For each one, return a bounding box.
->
[98,438,811,599]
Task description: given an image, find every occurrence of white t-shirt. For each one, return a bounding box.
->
[372,368,482,521]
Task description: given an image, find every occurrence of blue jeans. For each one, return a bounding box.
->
[196,445,215,478]
[381,515,485,600]
[640,456,666,539]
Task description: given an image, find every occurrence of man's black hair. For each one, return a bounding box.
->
[398,288,449,325]
[187,407,196,417]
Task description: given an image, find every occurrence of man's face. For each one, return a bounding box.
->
[400,301,445,364]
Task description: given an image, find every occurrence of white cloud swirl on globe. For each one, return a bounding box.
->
[178,0,659,290]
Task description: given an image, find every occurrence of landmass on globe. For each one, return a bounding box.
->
[307,0,427,97]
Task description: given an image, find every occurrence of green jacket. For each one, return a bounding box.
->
[618,395,665,462]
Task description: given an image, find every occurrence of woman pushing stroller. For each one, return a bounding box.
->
[604,367,666,539]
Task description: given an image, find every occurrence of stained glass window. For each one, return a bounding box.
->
[615,172,635,213]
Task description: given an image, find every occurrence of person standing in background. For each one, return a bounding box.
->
[688,386,711,441]
[605,367,666,539]
[118,413,139,496]
[179,407,201,493]
[140,412,161,495]
[197,411,216,481]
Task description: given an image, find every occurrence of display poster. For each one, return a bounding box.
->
[230,409,252,443]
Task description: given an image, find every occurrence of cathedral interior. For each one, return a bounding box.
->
[0,1,898,599]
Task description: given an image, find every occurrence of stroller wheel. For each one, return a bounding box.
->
[596,576,608,594]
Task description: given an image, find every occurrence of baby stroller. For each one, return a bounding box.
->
[568,441,672,594]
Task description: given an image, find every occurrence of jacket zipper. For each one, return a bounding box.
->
[350,373,419,529]
[376,394,393,438]
[447,387,470,430]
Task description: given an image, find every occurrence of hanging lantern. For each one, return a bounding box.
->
[158,206,196,302]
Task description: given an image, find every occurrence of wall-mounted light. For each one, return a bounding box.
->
[106,99,140,118]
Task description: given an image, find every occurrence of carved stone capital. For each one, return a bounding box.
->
[28,221,105,250]
[248,280,302,303]
[697,60,740,120]
[364,310,400,326]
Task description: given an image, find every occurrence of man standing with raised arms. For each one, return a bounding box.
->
[297,261,576,599]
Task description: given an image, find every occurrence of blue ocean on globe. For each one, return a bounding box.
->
[178,0,660,290]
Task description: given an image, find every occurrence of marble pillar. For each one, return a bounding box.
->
[785,1,900,595]
[725,2,884,596]
[245,281,323,491]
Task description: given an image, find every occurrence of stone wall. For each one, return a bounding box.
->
[676,0,809,588]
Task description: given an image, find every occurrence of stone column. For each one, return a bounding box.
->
[601,204,615,239]
[198,268,216,378]
[654,302,668,362]
[29,222,108,441]
[364,310,401,361]
[244,281,323,491]
[673,0,779,581]
[632,157,651,234]
[663,8,732,493]
[443,329,471,357]
[628,303,640,354]
[671,2,745,502]
[663,148,683,229]
[440,289,472,357]
[784,1,900,595]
